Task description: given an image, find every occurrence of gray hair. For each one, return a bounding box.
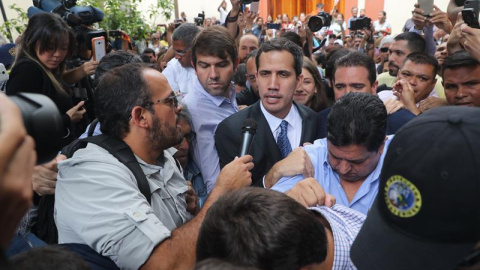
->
[172,23,201,48]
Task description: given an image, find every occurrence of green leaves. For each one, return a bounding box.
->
[0,4,28,41]
[78,0,174,39]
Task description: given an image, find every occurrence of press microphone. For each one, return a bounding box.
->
[239,118,257,156]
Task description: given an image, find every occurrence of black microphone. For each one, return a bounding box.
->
[239,118,257,156]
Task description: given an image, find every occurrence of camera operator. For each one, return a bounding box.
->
[6,13,87,146]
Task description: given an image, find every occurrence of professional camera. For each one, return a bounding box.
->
[194,12,205,26]
[308,11,332,32]
[349,17,372,31]
[28,0,104,26]
[9,93,64,165]
[240,0,259,4]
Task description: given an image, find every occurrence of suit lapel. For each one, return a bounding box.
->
[248,102,282,162]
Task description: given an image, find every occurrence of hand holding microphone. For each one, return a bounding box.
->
[239,118,257,156]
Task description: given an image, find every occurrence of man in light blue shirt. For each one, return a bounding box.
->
[182,26,239,193]
[272,93,391,215]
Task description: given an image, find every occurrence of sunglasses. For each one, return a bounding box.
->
[380,47,389,53]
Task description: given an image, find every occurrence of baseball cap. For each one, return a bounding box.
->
[333,39,344,47]
[351,106,480,270]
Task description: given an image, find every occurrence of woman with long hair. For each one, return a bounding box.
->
[7,12,86,145]
[294,57,329,112]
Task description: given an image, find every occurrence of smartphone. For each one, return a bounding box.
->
[0,64,8,83]
[418,0,434,16]
[266,23,281,30]
[465,0,480,15]
[250,2,259,13]
[92,36,106,61]
[463,8,480,28]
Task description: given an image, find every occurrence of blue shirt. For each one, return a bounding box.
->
[182,78,238,193]
[272,136,393,215]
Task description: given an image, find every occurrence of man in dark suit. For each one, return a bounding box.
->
[215,38,319,187]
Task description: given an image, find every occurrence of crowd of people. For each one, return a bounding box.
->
[0,0,479,269]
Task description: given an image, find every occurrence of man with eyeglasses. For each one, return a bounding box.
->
[163,23,200,94]
[182,25,239,194]
[55,63,254,269]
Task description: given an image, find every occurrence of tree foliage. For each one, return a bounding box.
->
[78,0,174,39]
[0,0,173,42]
[0,4,28,42]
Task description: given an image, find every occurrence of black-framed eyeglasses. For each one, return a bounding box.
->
[145,92,185,109]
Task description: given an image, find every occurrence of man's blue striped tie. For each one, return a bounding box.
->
[277,120,292,159]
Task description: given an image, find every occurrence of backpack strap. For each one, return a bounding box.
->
[87,118,99,137]
[80,135,152,204]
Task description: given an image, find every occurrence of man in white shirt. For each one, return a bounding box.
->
[163,23,199,94]
[378,52,441,115]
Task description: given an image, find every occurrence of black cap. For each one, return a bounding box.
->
[351,107,480,270]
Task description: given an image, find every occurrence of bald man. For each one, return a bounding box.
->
[238,34,259,63]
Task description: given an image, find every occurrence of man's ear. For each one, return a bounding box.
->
[378,136,387,156]
[131,106,150,128]
[371,80,379,95]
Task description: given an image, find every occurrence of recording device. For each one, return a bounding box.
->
[418,0,434,17]
[174,19,183,28]
[240,0,259,3]
[239,118,257,156]
[463,8,480,28]
[463,0,480,28]
[194,12,205,26]
[266,23,281,30]
[92,36,106,61]
[28,0,107,55]
[9,93,64,164]
[465,0,480,14]
[250,2,259,13]
[308,12,332,32]
[28,0,104,26]
[455,0,466,5]
[349,17,371,31]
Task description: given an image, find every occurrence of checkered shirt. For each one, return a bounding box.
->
[310,204,366,270]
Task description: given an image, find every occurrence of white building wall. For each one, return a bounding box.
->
[384,0,450,35]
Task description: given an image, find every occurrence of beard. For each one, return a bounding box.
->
[148,115,183,152]
[388,61,400,76]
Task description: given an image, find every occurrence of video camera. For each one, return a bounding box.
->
[194,12,205,26]
[27,0,107,53]
[28,0,104,26]
[308,12,332,32]
[9,93,65,165]
[349,17,372,31]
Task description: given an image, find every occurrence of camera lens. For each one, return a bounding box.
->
[9,93,65,164]
[308,16,324,32]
